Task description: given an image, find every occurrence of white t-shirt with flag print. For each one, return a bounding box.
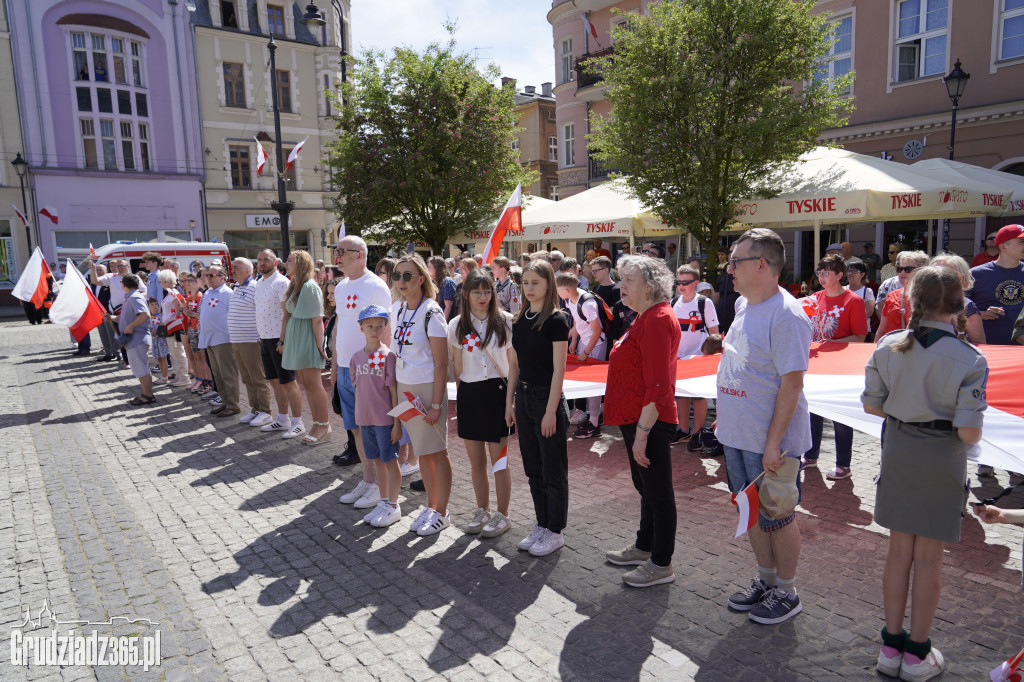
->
[334,272,393,366]
[391,298,448,384]
[447,312,512,383]
[672,294,719,358]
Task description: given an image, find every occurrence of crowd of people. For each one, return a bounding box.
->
[53,223,1024,682]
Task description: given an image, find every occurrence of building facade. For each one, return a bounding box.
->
[1,0,29,297]
[508,79,559,200]
[6,0,206,266]
[190,0,348,262]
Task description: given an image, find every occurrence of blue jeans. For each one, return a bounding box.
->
[805,414,853,468]
[361,425,398,463]
[336,367,357,430]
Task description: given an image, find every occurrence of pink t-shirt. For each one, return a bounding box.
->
[349,346,397,427]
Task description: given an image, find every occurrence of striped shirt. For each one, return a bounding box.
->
[227,277,260,343]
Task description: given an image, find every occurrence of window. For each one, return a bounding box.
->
[135,93,148,117]
[268,4,285,35]
[221,0,238,28]
[548,135,558,162]
[275,69,291,112]
[560,38,573,84]
[223,62,246,107]
[73,33,88,80]
[81,119,97,168]
[131,42,142,86]
[282,147,297,190]
[76,87,92,111]
[324,74,331,116]
[815,16,853,93]
[117,90,132,115]
[100,120,117,170]
[230,145,251,188]
[563,123,575,166]
[1002,0,1024,60]
[97,88,113,113]
[112,38,127,84]
[139,124,150,171]
[511,138,519,152]
[120,122,135,170]
[894,0,948,81]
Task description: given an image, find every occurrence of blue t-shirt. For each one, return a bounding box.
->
[968,261,1024,345]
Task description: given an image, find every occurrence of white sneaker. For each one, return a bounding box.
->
[250,412,274,428]
[353,484,381,509]
[372,502,402,528]
[339,480,372,504]
[466,508,491,534]
[569,408,588,425]
[481,511,511,538]
[399,462,420,477]
[409,507,434,533]
[239,411,258,424]
[363,500,387,525]
[282,423,306,439]
[517,525,547,551]
[260,420,288,432]
[529,530,564,557]
[417,510,450,536]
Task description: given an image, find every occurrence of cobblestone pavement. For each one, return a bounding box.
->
[1,320,1022,681]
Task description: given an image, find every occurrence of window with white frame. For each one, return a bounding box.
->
[511,138,519,152]
[548,136,558,162]
[894,0,948,82]
[563,123,575,166]
[223,62,246,107]
[815,15,853,93]
[69,29,150,172]
[560,38,573,84]
[267,4,285,35]
[229,145,251,188]
[1002,0,1024,60]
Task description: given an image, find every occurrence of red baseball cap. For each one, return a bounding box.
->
[994,224,1024,247]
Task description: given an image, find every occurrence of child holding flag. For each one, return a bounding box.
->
[448,270,514,538]
[350,305,403,528]
[862,266,988,681]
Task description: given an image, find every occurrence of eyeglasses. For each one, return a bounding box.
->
[550,257,562,262]
[896,265,917,274]
[470,290,492,297]
[815,269,838,277]
[727,256,764,268]
[675,279,697,286]
[390,271,415,282]
[337,247,361,255]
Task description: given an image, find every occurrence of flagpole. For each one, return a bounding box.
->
[267,34,295,260]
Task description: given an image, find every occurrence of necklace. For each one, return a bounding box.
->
[524,308,540,320]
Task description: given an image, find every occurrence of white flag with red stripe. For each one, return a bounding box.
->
[254,137,269,177]
[39,206,58,224]
[491,444,508,474]
[730,480,759,538]
[286,137,308,172]
[581,13,599,41]
[48,259,106,342]
[12,247,52,308]
[89,243,97,259]
[387,391,428,422]
[12,204,28,226]
[481,184,521,265]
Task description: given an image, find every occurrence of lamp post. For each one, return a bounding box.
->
[941,59,970,251]
[267,4,325,259]
[11,152,31,251]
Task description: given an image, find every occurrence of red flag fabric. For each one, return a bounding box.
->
[254,137,268,177]
[89,243,97,259]
[12,247,52,308]
[730,480,759,537]
[39,206,58,224]
[12,204,28,226]
[491,444,508,474]
[990,645,1024,682]
[582,14,598,40]
[48,259,105,342]
[482,184,522,265]
[286,137,307,172]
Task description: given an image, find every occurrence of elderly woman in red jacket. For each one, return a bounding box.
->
[602,255,681,588]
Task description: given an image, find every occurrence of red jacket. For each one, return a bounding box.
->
[604,302,681,426]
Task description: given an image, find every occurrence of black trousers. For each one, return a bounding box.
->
[620,420,677,566]
[515,384,570,533]
[23,302,43,324]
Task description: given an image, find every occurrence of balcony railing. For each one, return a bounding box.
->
[576,46,614,90]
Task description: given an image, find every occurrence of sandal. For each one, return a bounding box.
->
[129,395,156,406]
[302,421,333,446]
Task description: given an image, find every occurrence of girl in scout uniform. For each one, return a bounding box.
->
[861,266,988,682]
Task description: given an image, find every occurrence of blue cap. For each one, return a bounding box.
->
[826,243,843,252]
[357,304,390,322]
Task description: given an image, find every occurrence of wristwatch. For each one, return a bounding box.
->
[431,402,442,410]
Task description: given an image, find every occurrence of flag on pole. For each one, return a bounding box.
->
[338,219,346,238]
[730,480,759,538]
[491,444,508,474]
[990,646,1024,682]
[800,296,819,317]
[387,391,429,422]
[89,243,97,259]
[286,137,308,172]
[12,247,52,308]
[47,259,106,341]
[481,184,522,265]
[254,137,268,177]
[39,206,59,224]
[581,13,599,41]
[12,204,28,226]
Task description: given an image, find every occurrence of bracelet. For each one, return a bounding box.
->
[636,423,651,433]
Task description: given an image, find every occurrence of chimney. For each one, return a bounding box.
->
[525,85,536,95]
[501,76,516,89]
[541,82,552,97]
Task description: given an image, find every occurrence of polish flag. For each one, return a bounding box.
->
[491,444,508,474]
[730,479,759,538]
[581,14,598,41]
[800,296,819,317]
[387,391,428,422]
[991,646,1024,682]
[89,243,97,259]
[12,204,28,226]
[12,247,52,308]
[48,259,106,342]
[39,206,59,224]
[481,184,522,265]
[286,137,308,172]
[254,137,268,177]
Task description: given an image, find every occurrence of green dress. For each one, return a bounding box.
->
[282,279,325,370]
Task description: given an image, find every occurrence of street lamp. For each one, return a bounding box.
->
[941,59,969,251]
[11,152,31,251]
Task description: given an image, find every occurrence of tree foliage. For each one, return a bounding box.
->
[326,33,532,254]
[589,0,854,274]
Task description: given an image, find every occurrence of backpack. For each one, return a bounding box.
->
[576,291,614,342]
[670,294,708,333]
[690,426,724,457]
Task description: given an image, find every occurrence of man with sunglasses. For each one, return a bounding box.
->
[971,230,1001,268]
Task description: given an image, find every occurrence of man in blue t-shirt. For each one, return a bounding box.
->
[969,224,1024,346]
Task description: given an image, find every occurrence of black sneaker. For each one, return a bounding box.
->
[573,423,601,440]
[686,434,703,452]
[671,429,691,444]
[748,587,802,624]
[410,479,425,492]
[332,449,359,466]
[727,577,770,612]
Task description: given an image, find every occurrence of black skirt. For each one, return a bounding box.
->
[457,377,513,443]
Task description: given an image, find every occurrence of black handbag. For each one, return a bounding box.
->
[331,381,342,416]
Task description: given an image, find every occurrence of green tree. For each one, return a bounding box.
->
[589,0,854,276]
[326,34,532,254]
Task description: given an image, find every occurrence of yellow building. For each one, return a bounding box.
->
[1,1,30,298]
[506,78,559,200]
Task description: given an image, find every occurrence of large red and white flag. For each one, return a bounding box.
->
[39,206,58,224]
[730,480,759,538]
[12,204,28,226]
[12,247,52,308]
[491,444,508,474]
[481,184,522,265]
[48,259,105,341]
[581,14,599,41]
[285,137,308,172]
[254,137,268,177]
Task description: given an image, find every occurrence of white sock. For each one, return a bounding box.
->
[278,413,289,424]
[758,565,778,587]
[777,576,796,597]
[291,417,303,428]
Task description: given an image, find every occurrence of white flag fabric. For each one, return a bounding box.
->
[254,137,268,176]
[286,137,308,171]
[49,259,106,341]
[12,247,51,307]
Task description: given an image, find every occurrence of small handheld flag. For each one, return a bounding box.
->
[89,243,97,259]
[990,646,1024,682]
[730,479,760,538]
[800,296,819,317]
[387,399,424,422]
[491,444,508,474]
[254,137,268,177]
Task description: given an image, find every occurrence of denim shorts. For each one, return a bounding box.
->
[337,367,357,430]
[361,424,398,463]
[723,446,801,533]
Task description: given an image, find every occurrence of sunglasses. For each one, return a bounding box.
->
[728,256,763,268]
[390,271,416,282]
[896,265,917,274]
[675,279,697,286]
